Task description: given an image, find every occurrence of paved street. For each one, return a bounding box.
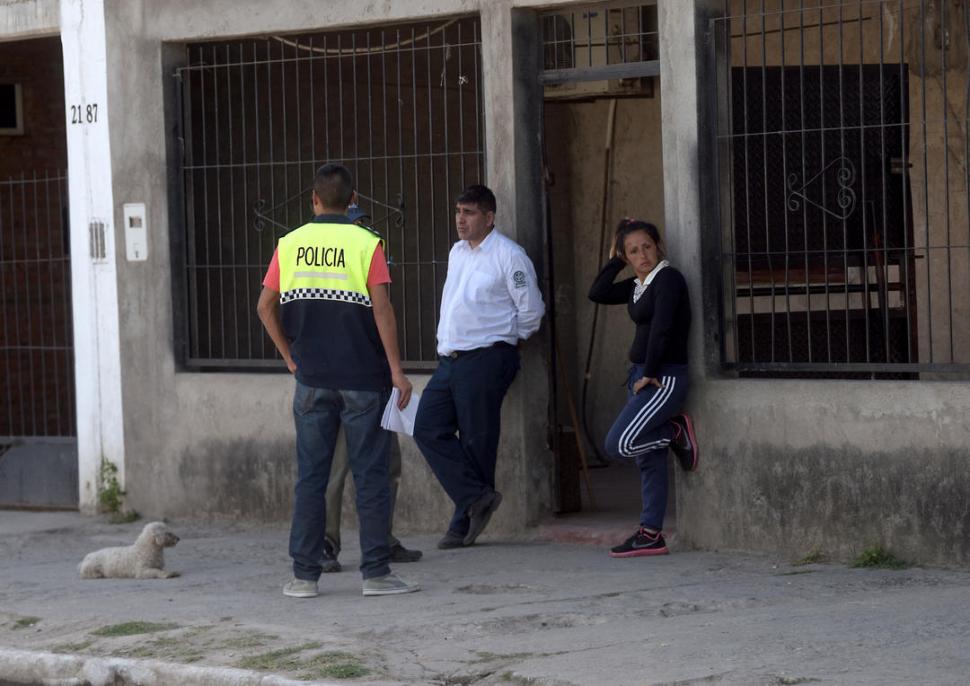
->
[2,512,969,685]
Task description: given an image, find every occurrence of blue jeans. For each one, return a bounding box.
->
[603,364,689,531]
[289,381,391,581]
[413,343,519,536]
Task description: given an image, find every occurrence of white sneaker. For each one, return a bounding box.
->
[361,572,420,596]
[282,577,318,598]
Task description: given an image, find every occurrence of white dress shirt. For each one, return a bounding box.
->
[436,229,545,355]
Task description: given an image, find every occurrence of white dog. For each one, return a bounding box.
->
[78,521,180,579]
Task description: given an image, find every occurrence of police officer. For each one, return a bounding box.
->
[257,163,419,597]
[319,203,423,573]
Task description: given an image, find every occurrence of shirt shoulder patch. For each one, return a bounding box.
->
[512,270,527,288]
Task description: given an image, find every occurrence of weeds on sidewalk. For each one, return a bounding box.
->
[792,549,825,566]
[97,459,140,523]
[220,632,279,650]
[91,621,180,637]
[98,460,124,513]
[106,510,141,524]
[471,651,538,664]
[122,635,205,663]
[48,627,291,668]
[851,545,908,570]
[236,642,323,670]
[114,626,213,663]
[312,659,369,679]
[236,643,369,679]
[51,640,94,654]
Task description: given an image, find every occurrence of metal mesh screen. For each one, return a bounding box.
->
[712,0,970,376]
[174,17,485,368]
[0,172,75,438]
[541,3,659,72]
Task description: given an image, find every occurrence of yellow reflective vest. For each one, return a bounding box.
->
[277,215,389,390]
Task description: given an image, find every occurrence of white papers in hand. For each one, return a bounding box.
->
[380,388,420,435]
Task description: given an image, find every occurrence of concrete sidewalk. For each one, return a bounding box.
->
[2,512,970,685]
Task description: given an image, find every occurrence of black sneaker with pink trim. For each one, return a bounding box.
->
[669,413,698,471]
[609,528,669,558]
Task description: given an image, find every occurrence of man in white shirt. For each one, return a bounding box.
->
[413,185,545,549]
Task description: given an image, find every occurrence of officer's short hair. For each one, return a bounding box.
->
[314,164,354,210]
[456,184,496,215]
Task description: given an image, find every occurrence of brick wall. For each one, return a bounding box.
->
[0,36,67,177]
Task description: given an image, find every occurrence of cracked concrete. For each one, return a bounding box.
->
[1,512,970,685]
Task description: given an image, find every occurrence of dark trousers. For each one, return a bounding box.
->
[413,344,519,536]
[603,364,689,531]
[325,433,403,554]
[289,381,391,581]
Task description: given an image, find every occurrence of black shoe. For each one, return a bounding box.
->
[437,531,466,550]
[669,413,698,471]
[321,536,341,573]
[463,490,503,546]
[389,542,423,562]
[609,528,669,558]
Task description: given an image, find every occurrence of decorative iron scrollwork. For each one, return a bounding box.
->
[252,188,407,265]
[253,189,406,235]
[253,198,272,233]
[786,155,857,220]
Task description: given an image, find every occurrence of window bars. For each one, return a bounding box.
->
[0,171,75,438]
[174,17,485,368]
[711,0,970,377]
[540,2,659,84]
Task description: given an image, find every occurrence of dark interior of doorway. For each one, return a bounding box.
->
[542,96,673,537]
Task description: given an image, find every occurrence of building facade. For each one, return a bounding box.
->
[2,0,968,565]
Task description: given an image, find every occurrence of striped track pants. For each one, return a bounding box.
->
[605,365,689,460]
[604,364,689,530]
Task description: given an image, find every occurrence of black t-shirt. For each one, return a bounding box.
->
[588,257,691,378]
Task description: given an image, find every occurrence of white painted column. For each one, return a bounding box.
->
[658,0,716,378]
[60,0,125,513]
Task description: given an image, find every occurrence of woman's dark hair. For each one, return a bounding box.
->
[614,218,663,258]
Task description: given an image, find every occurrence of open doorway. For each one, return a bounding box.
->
[540,3,672,532]
[0,36,77,510]
[545,96,672,527]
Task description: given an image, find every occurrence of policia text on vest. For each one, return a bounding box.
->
[296,245,346,268]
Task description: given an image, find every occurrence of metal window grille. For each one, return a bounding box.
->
[540,2,659,84]
[174,17,485,369]
[0,171,75,438]
[711,0,970,377]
